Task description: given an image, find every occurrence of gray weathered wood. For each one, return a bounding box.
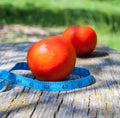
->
[0,43,120,118]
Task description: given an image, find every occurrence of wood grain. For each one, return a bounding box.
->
[0,43,120,118]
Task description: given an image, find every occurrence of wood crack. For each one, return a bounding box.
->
[94,109,98,118]
[4,87,26,118]
[56,91,60,100]
[87,95,91,116]
[53,98,63,118]
[5,94,18,118]
[29,91,43,118]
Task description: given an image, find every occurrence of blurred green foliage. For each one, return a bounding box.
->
[0,0,120,50]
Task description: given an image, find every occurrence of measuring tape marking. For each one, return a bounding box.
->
[0,62,94,91]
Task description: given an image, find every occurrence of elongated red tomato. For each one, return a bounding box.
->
[62,26,97,56]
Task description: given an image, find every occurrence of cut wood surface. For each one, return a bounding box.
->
[0,42,120,118]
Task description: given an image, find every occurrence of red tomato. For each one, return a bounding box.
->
[62,26,97,56]
[27,36,76,81]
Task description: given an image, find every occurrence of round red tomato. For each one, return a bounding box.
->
[27,36,76,81]
[62,26,97,56]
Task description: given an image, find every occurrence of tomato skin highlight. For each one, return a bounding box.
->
[62,26,97,56]
[27,36,76,81]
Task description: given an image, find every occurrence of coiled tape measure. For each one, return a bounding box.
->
[0,62,95,92]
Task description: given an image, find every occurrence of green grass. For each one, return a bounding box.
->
[0,0,120,50]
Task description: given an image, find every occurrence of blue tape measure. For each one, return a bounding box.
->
[0,62,95,91]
